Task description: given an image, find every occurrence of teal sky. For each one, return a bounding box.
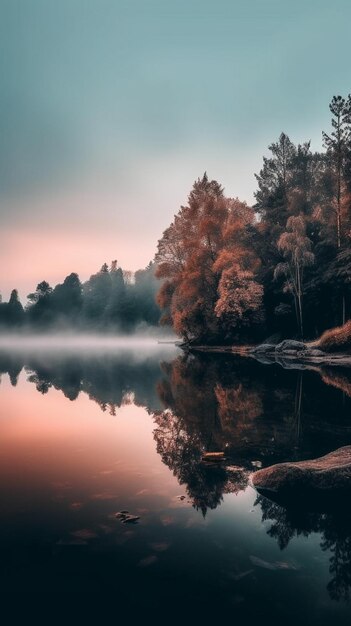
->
[1,0,351,298]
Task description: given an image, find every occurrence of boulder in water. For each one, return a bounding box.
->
[252,446,351,498]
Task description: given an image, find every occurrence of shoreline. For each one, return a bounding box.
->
[182,343,351,368]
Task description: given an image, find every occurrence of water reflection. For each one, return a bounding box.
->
[256,494,351,602]
[2,349,351,505]
[1,347,351,603]
[155,352,351,470]
[0,349,166,411]
[153,407,249,515]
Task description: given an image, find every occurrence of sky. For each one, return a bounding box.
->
[1,0,351,300]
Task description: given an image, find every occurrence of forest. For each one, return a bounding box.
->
[1,94,351,343]
[0,261,160,332]
[156,95,351,344]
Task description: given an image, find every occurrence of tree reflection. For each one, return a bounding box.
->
[1,347,351,520]
[255,493,351,602]
[0,352,23,387]
[156,354,267,462]
[2,347,351,596]
[155,352,351,465]
[0,349,165,412]
[153,408,248,515]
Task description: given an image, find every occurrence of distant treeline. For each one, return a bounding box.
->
[156,95,351,343]
[0,261,161,331]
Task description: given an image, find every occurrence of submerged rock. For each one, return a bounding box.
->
[249,555,299,571]
[115,511,140,524]
[122,515,140,524]
[252,446,351,498]
[115,511,129,519]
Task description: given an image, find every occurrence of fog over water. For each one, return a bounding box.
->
[0,332,178,353]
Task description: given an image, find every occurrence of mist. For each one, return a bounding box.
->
[0,260,170,339]
[0,331,179,355]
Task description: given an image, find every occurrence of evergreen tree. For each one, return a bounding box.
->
[8,289,25,326]
[322,95,351,248]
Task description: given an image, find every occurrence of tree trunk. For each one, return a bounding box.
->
[297,294,303,340]
[296,263,304,340]
[337,143,344,324]
[337,157,342,249]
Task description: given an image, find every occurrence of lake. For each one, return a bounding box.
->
[1,340,351,622]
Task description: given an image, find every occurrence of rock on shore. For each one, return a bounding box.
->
[251,340,325,358]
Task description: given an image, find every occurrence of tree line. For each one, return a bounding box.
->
[2,94,351,341]
[156,95,351,343]
[0,261,161,331]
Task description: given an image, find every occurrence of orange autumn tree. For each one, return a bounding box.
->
[155,173,263,343]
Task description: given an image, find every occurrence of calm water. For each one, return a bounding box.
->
[1,341,351,621]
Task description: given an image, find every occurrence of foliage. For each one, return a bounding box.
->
[155,173,262,343]
[315,320,351,353]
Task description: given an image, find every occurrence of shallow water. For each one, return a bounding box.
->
[1,343,351,621]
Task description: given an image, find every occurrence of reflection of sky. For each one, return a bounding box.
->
[0,370,175,504]
[1,0,351,298]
